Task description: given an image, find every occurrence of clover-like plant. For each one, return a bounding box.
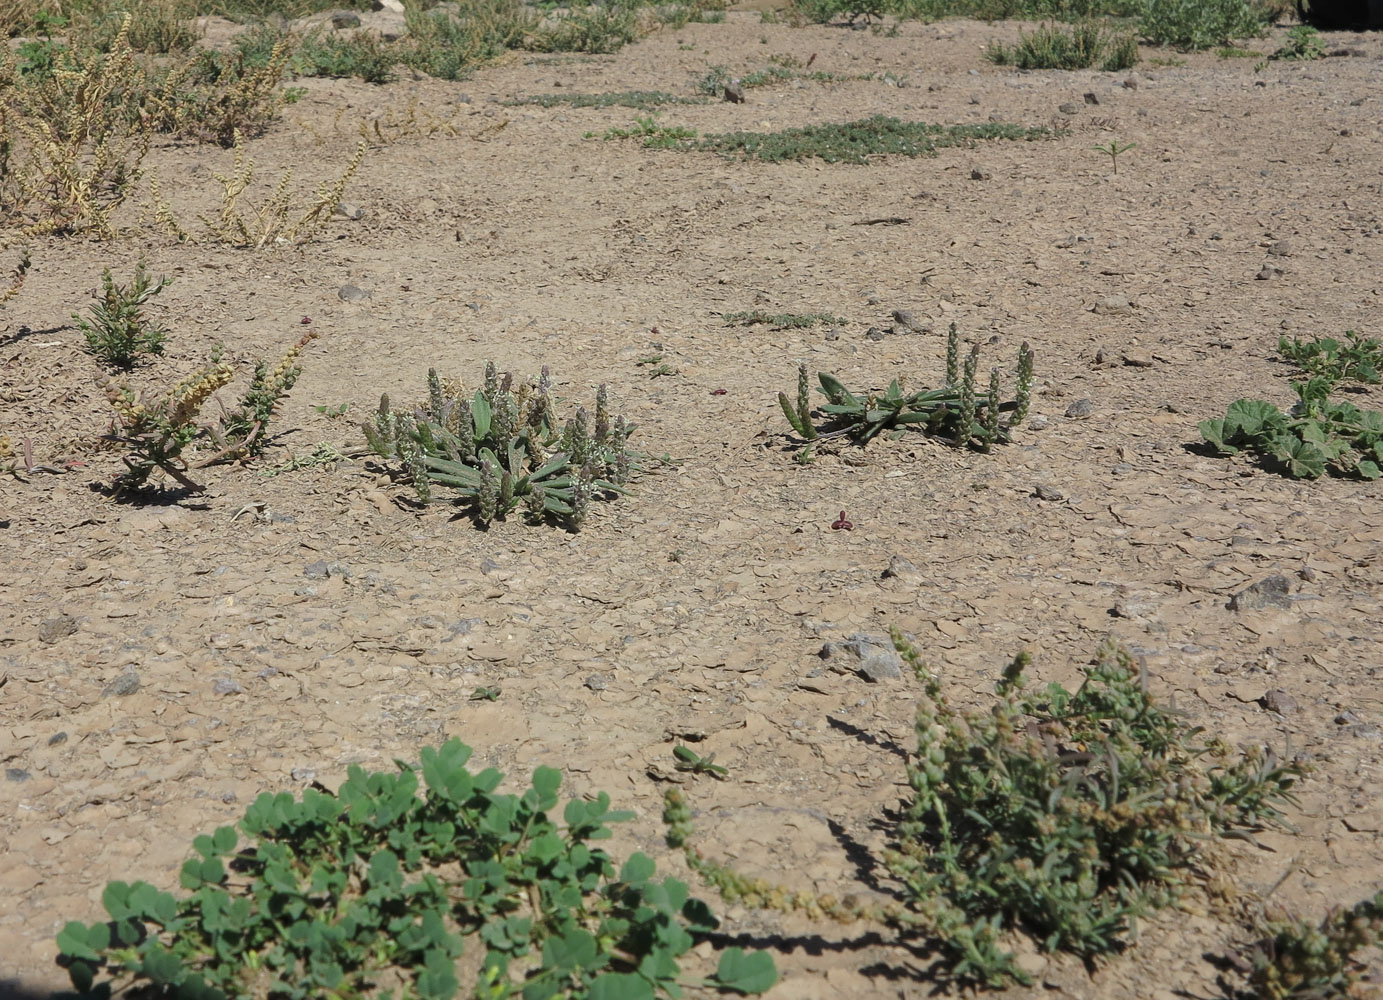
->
[667,635,1305,987]
[363,362,638,530]
[779,323,1033,455]
[56,738,776,1000]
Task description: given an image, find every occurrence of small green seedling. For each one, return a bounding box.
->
[1092,139,1135,174]
[470,685,501,701]
[673,745,729,779]
[314,402,351,419]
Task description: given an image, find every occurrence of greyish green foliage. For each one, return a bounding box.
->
[1248,891,1383,999]
[779,323,1034,454]
[986,20,1140,71]
[1139,0,1268,50]
[1201,334,1383,479]
[363,363,638,530]
[666,636,1306,988]
[1270,24,1326,61]
[75,260,171,368]
[56,739,776,1000]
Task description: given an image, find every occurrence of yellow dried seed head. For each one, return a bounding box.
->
[169,364,233,426]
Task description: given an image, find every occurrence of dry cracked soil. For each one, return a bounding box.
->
[2,11,1383,999]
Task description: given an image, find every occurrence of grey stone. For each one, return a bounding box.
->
[47,731,67,746]
[330,11,361,28]
[723,81,745,104]
[1267,240,1292,257]
[584,674,609,691]
[820,634,903,682]
[38,614,79,644]
[338,284,371,302]
[291,768,317,782]
[102,671,141,698]
[1033,484,1065,502]
[1256,264,1283,280]
[1027,415,1049,430]
[1092,294,1133,316]
[1122,352,1155,367]
[304,560,351,580]
[891,309,922,332]
[864,327,887,341]
[881,555,924,585]
[213,677,244,696]
[1260,689,1299,715]
[1065,398,1095,418]
[970,168,992,181]
[1083,91,1099,104]
[1058,102,1080,115]
[334,202,364,220]
[1228,575,1292,611]
[6,768,30,782]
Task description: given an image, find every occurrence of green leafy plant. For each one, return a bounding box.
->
[672,745,730,780]
[986,20,1139,71]
[1247,891,1383,999]
[56,738,776,1000]
[314,401,351,419]
[780,324,1034,453]
[1277,330,1382,386]
[204,330,318,462]
[696,116,1054,164]
[1091,138,1135,173]
[1198,384,1383,479]
[1271,24,1326,60]
[101,362,235,492]
[1139,0,1267,50]
[597,114,699,148]
[75,260,171,368]
[721,310,844,329]
[667,635,1306,987]
[363,363,639,530]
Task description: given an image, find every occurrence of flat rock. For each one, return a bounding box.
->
[1228,575,1292,611]
[820,634,903,682]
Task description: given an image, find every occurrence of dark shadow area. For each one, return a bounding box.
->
[826,816,893,896]
[825,714,910,761]
[0,324,68,348]
[1297,0,1383,29]
[88,479,211,510]
[0,979,68,1000]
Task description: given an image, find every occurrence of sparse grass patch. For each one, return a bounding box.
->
[667,635,1306,987]
[1271,24,1326,60]
[363,363,640,530]
[594,114,699,148]
[151,131,365,247]
[721,310,844,329]
[56,738,776,999]
[504,90,709,110]
[697,116,1055,164]
[987,20,1139,70]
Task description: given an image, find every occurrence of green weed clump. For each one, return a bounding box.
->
[363,363,638,530]
[721,310,844,329]
[1139,0,1267,50]
[1201,332,1383,480]
[780,323,1034,454]
[667,635,1306,987]
[1247,892,1383,1000]
[1277,330,1382,385]
[56,738,776,1000]
[205,330,318,462]
[697,116,1054,164]
[1270,25,1325,59]
[75,260,171,368]
[987,20,1139,71]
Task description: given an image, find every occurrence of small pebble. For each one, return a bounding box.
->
[213,678,244,696]
[5,768,31,782]
[48,732,68,746]
[291,768,317,782]
[338,284,371,302]
[1033,484,1065,502]
[1065,399,1094,418]
[1260,690,1299,715]
[102,671,141,698]
[584,674,610,691]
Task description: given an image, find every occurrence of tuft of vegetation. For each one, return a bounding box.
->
[151,131,366,248]
[75,260,171,368]
[1277,330,1382,386]
[720,310,844,329]
[1139,0,1268,50]
[986,20,1139,71]
[667,635,1306,987]
[504,90,708,110]
[779,324,1034,455]
[595,115,699,148]
[1271,23,1326,60]
[363,363,639,530]
[1092,138,1135,173]
[205,331,318,462]
[1199,384,1383,480]
[55,738,776,1000]
[1247,891,1383,1000]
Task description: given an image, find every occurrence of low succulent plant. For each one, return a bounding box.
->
[363,363,637,530]
[780,323,1034,452]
